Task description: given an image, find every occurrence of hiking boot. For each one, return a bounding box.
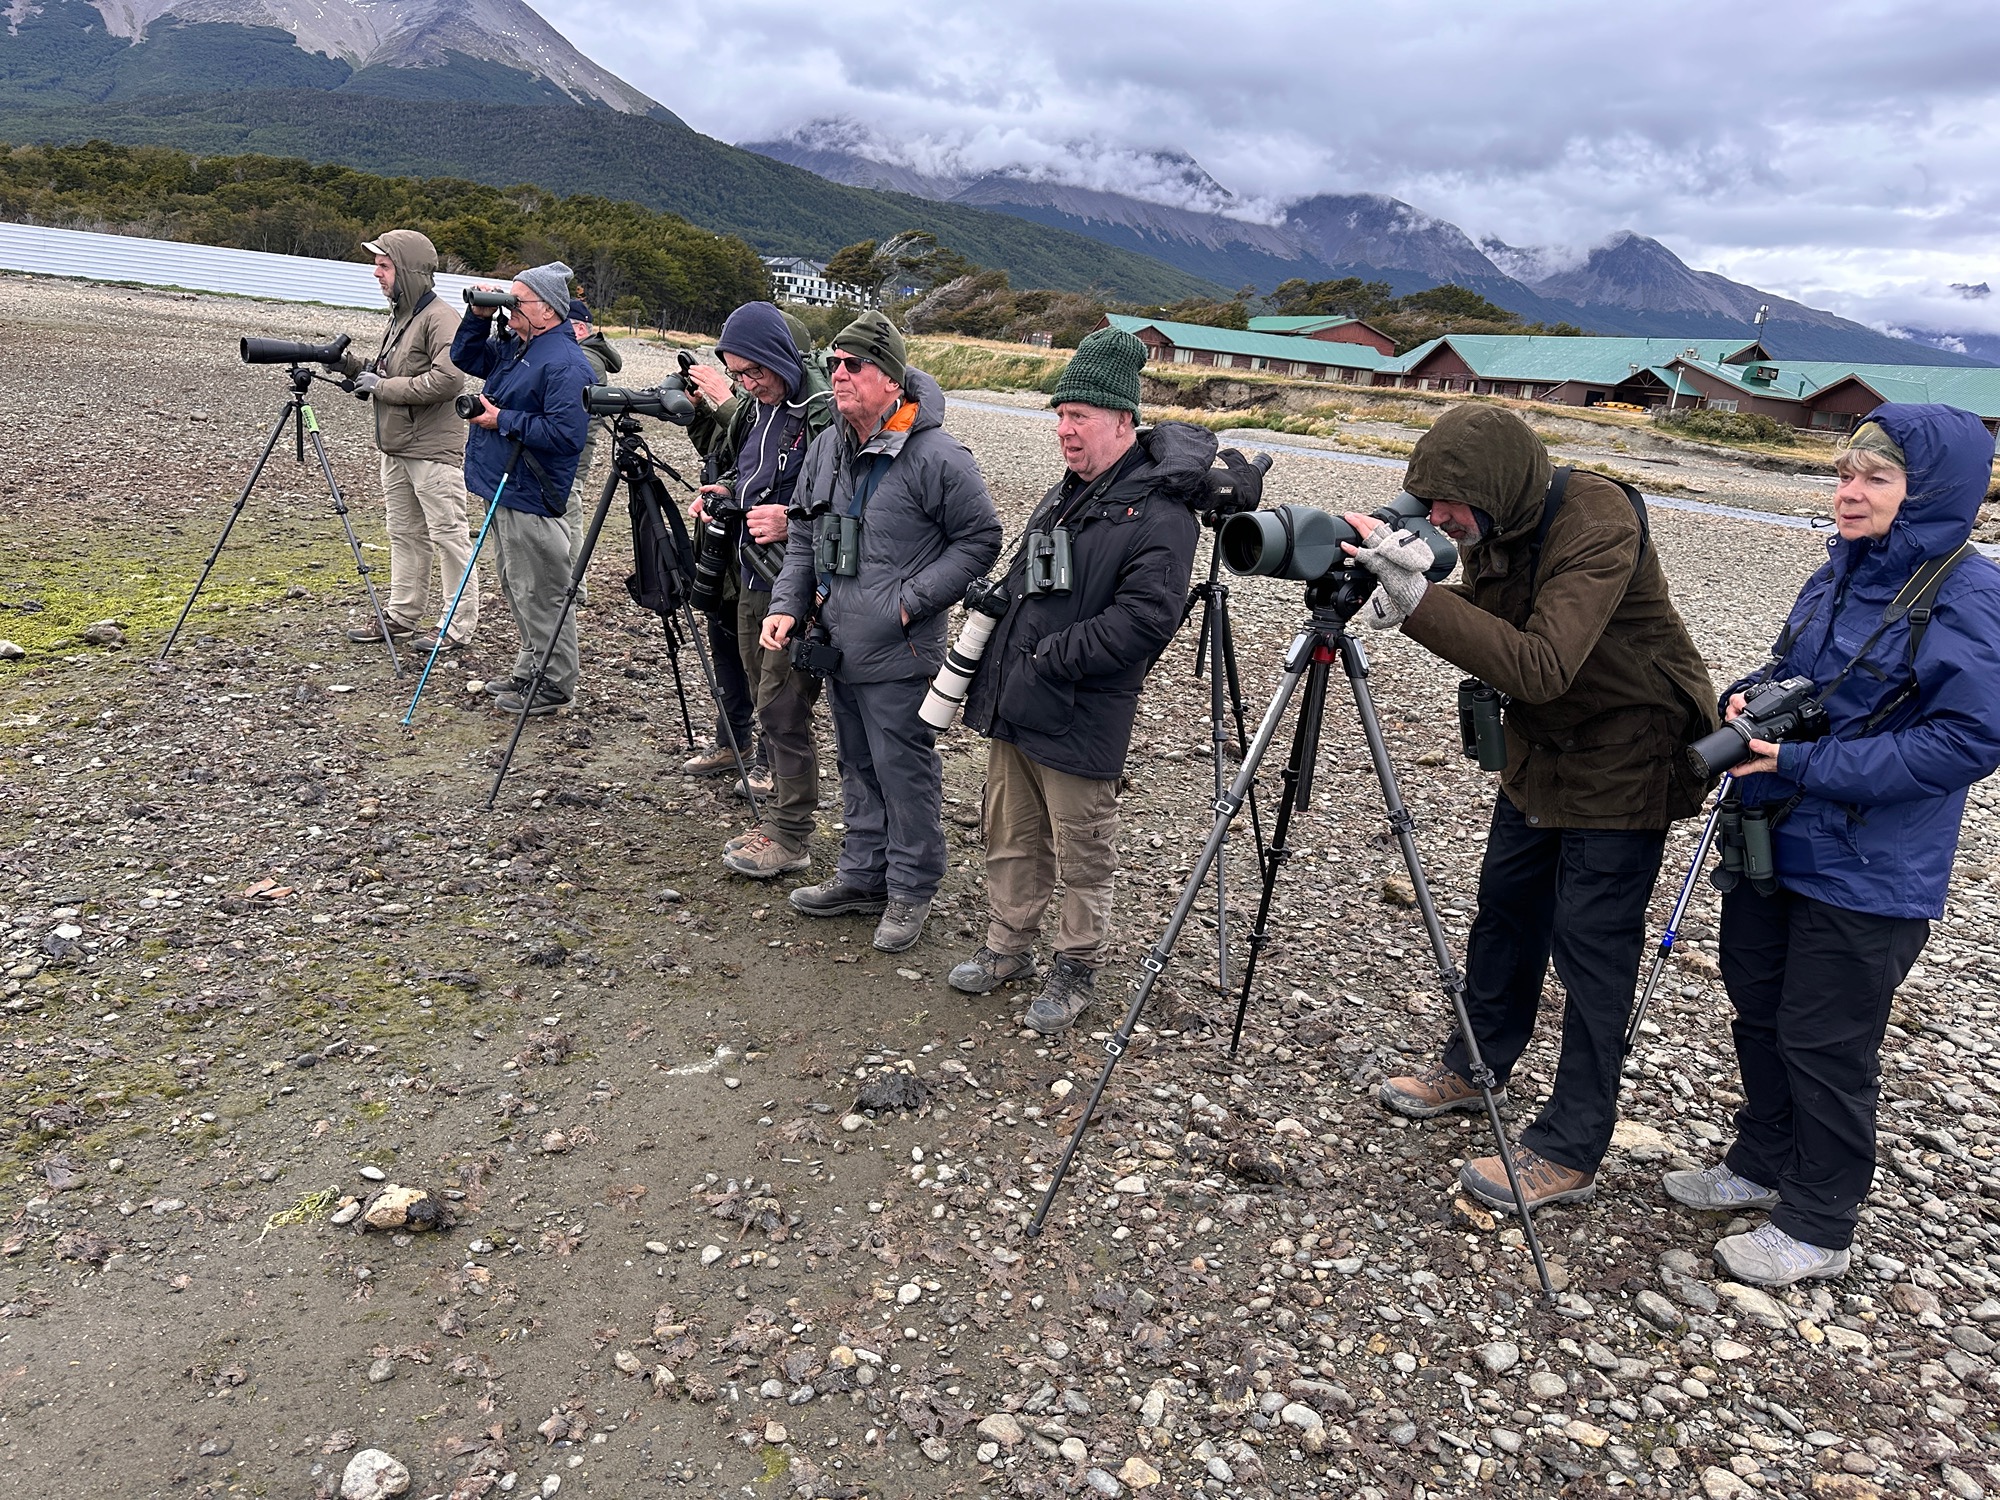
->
[947,946,1037,995]
[722,833,809,880]
[1023,956,1097,1035]
[1712,1222,1850,1287]
[492,684,573,717]
[483,675,530,699]
[873,898,932,953]
[410,630,472,653]
[682,743,746,777]
[1663,1161,1781,1213]
[724,829,758,853]
[1460,1144,1596,1212]
[788,879,887,919]
[349,619,414,643]
[1378,1060,1500,1119]
[733,764,775,800]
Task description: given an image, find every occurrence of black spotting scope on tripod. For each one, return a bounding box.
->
[161,334,404,673]
[1026,485,1558,1303]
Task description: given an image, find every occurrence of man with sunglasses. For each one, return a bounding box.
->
[763,313,1001,953]
[679,303,834,878]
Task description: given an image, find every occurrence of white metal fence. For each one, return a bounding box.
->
[0,221,484,309]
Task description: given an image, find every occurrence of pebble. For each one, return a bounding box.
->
[1527,1371,1568,1399]
[976,1413,1024,1446]
[1635,1289,1684,1331]
[700,1245,723,1266]
[920,1437,950,1463]
[1060,1436,1089,1463]
[1118,1456,1161,1489]
[539,1130,570,1154]
[897,1282,922,1305]
[1700,1466,1748,1500]
[0,640,24,660]
[643,1240,670,1255]
[612,1350,642,1376]
[840,1113,867,1132]
[1711,1338,1754,1361]
[358,1166,386,1182]
[977,1442,999,1463]
[764,1421,787,1444]
[365,1357,395,1384]
[1564,1418,1610,1448]
[1715,1281,1791,1327]
[330,1200,362,1226]
[1477,1340,1520,1374]
[340,1449,411,1500]
[1084,1469,1123,1497]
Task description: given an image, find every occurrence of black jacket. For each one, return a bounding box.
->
[964,422,1211,780]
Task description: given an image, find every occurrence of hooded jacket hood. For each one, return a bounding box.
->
[717,301,805,400]
[1404,404,1552,541]
[1842,403,1993,578]
[369,229,438,318]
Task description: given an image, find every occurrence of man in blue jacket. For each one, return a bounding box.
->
[1665,404,2000,1285]
[452,261,595,716]
[951,327,1208,1033]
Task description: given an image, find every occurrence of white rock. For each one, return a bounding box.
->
[897,1282,922,1305]
[700,1244,723,1266]
[1700,1466,1748,1500]
[976,1412,1024,1445]
[1477,1340,1520,1374]
[340,1449,411,1500]
[1112,1175,1147,1194]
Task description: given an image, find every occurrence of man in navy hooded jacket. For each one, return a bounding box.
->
[452,261,595,715]
[1663,403,2000,1286]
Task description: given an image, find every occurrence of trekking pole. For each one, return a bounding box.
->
[1625,773,1733,1053]
[401,469,510,726]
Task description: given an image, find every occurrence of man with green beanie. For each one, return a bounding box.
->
[949,326,1210,1033]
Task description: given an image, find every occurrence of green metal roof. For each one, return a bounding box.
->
[1246,315,1366,335]
[1103,315,1391,370]
[1785,363,2000,419]
[1382,334,1766,382]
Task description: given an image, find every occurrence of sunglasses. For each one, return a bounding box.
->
[828,354,878,375]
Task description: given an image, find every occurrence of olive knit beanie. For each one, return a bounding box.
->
[1845,420,1907,469]
[831,310,907,386]
[1050,326,1147,415]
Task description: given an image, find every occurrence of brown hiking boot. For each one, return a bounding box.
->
[722,832,809,880]
[682,743,745,777]
[1460,1145,1596,1212]
[1377,1060,1501,1119]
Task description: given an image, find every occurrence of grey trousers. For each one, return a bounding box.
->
[826,675,946,903]
[737,587,821,851]
[492,505,579,699]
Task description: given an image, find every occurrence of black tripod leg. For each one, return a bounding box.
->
[161,399,295,661]
[1226,650,1330,1059]
[1027,632,1316,1239]
[1215,595,1268,874]
[301,407,402,676]
[664,637,696,744]
[680,604,763,824]
[1338,632,1556,1302]
[487,469,623,808]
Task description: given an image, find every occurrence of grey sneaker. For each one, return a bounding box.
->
[1663,1162,1780,1212]
[1023,956,1097,1035]
[733,765,775,800]
[873,898,932,953]
[947,946,1037,995]
[1712,1222,1850,1287]
[788,880,888,919]
[482,674,530,699]
[492,685,573,717]
[722,833,809,880]
[1378,1060,1501,1119]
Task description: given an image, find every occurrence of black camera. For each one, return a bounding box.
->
[241,333,351,367]
[1200,449,1272,518]
[789,623,842,679]
[687,509,740,614]
[1686,675,1828,780]
[454,391,488,421]
[1219,492,1457,586]
[463,288,519,311]
[583,383,697,427]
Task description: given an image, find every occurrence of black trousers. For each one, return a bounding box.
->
[1719,883,1928,1250]
[1442,797,1666,1174]
[704,606,759,763]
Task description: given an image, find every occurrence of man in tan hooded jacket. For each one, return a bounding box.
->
[338,230,473,648]
[1345,404,1716,1213]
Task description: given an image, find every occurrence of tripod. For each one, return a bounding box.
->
[1026,576,1556,1302]
[1624,773,1734,1053]
[1184,527,1268,993]
[486,418,760,813]
[162,364,401,673]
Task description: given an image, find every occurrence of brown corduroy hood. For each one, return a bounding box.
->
[1404,404,1552,542]
[369,228,439,318]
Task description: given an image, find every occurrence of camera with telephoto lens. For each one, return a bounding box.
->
[454,391,488,421]
[687,508,740,614]
[240,333,351,367]
[919,577,1011,729]
[583,383,697,427]
[462,288,519,311]
[1220,492,1457,587]
[1199,449,1272,519]
[1685,675,1827,780]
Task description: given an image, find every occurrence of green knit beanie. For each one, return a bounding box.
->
[1051,327,1147,415]
[831,310,907,386]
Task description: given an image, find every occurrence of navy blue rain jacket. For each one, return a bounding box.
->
[450,311,594,517]
[1734,402,2000,919]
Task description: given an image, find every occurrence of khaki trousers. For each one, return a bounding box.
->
[380,453,478,643]
[983,738,1120,967]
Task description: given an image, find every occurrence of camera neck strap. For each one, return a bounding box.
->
[1802,542,1976,730]
[1527,468,1649,592]
[813,452,895,602]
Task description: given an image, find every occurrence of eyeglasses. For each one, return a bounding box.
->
[829,355,876,375]
[722,361,773,385]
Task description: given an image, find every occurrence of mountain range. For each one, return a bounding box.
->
[0,1,1984,366]
[746,124,1983,367]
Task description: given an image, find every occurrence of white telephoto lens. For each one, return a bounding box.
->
[919,610,1001,728]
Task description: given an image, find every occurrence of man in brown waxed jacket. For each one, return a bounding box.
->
[336,229,474,651]
[1342,403,1716,1213]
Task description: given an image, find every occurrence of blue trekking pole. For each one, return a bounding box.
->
[402,465,510,726]
[1625,772,1734,1052]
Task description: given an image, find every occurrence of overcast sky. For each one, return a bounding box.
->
[542,0,2000,337]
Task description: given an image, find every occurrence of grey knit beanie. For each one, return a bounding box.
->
[516,261,574,318]
[1051,326,1147,415]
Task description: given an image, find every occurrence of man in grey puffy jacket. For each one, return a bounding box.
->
[763,312,1001,953]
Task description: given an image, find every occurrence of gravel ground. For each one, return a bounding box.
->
[3,274,2000,1500]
